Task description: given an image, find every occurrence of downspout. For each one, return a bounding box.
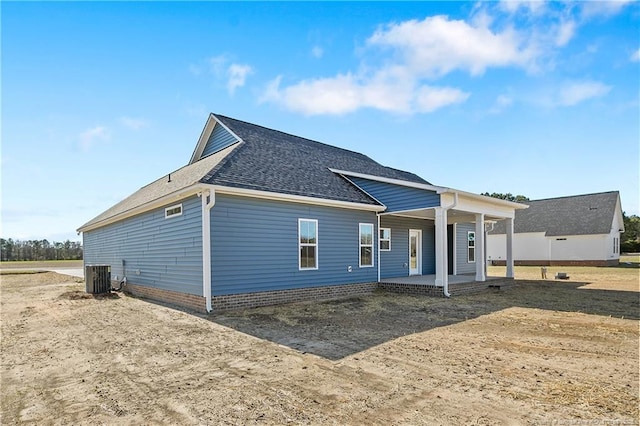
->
[377,213,381,283]
[201,188,216,313]
[441,192,458,298]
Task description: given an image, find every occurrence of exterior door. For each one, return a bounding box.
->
[409,229,422,275]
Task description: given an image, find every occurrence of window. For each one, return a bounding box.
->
[379,228,391,251]
[165,204,183,219]
[467,231,475,263]
[614,237,618,254]
[360,223,374,267]
[299,219,318,270]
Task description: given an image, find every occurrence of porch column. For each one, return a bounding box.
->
[506,217,514,278]
[475,213,485,282]
[434,207,448,288]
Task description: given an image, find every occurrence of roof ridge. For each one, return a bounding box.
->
[529,190,619,203]
[213,113,380,160]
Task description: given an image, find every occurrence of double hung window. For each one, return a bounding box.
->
[360,223,374,267]
[299,219,318,270]
[379,228,391,251]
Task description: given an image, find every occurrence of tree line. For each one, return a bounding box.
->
[0,238,83,261]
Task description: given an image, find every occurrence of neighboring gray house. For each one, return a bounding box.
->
[78,114,526,312]
[487,191,624,266]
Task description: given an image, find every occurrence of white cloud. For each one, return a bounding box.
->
[261,14,538,115]
[580,0,634,19]
[489,94,514,114]
[261,74,362,115]
[203,55,253,95]
[415,86,470,113]
[367,15,535,77]
[555,20,576,47]
[120,117,149,130]
[209,55,230,77]
[79,126,110,151]
[557,81,612,106]
[260,72,469,116]
[631,48,640,62]
[311,46,324,59]
[499,0,547,15]
[227,63,253,95]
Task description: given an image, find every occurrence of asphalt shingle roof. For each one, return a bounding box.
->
[489,191,620,236]
[78,143,239,230]
[200,114,430,205]
[79,114,430,231]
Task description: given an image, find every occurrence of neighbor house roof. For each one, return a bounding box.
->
[78,113,430,232]
[202,114,430,205]
[489,191,621,236]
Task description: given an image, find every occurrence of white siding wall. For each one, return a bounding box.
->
[487,232,613,262]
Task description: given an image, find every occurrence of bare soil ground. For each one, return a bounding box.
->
[1,267,638,425]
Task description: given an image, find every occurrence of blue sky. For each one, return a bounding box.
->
[2,1,639,242]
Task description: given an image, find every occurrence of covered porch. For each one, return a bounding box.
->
[379,273,514,296]
[378,189,527,296]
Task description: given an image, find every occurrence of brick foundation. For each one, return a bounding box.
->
[123,282,207,313]
[212,282,378,311]
[492,259,619,267]
[122,277,525,313]
[378,282,445,297]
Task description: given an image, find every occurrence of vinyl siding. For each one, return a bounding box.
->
[201,123,238,158]
[456,223,476,274]
[349,177,440,212]
[379,216,435,278]
[210,194,378,295]
[83,196,203,295]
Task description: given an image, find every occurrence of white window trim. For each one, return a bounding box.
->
[467,231,476,263]
[380,227,391,251]
[165,203,183,219]
[359,223,375,268]
[298,218,318,271]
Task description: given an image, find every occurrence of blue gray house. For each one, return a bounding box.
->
[78,114,526,312]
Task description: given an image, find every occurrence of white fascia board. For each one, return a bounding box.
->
[77,184,215,233]
[189,114,216,164]
[329,168,527,211]
[439,188,529,210]
[188,114,244,164]
[328,168,446,193]
[212,185,386,212]
[443,192,518,219]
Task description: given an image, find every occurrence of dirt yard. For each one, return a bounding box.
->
[1,269,638,425]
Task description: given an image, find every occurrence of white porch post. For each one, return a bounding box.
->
[475,213,485,282]
[434,207,448,288]
[506,217,514,278]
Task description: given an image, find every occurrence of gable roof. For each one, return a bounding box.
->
[78,113,430,232]
[200,114,430,205]
[489,191,621,236]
